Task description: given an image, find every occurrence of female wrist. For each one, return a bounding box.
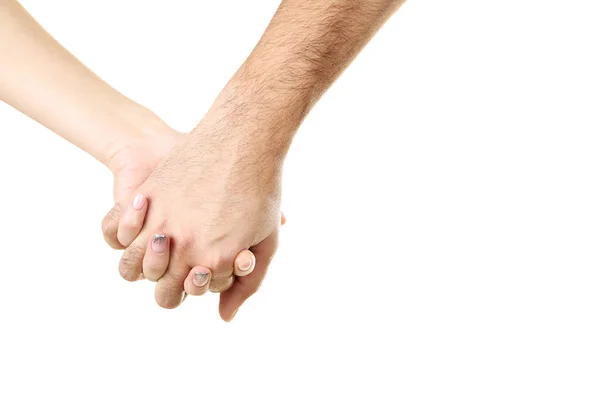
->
[104,105,174,172]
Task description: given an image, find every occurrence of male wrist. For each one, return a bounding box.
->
[190,72,308,163]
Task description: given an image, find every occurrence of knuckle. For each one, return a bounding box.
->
[171,235,195,260]
[212,265,234,279]
[163,259,191,281]
[118,263,139,281]
[155,287,184,309]
[101,204,123,238]
[180,236,195,253]
[106,204,122,222]
[118,245,145,281]
[101,213,117,236]
[209,277,233,293]
[204,250,236,277]
[153,220,167,233]
[101,219,111,236]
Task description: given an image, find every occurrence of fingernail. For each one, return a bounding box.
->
[132,194,145,210]
[151,234,168,253]
[238,257,255,272]
[229,308,239,321]
[193,272,209,287]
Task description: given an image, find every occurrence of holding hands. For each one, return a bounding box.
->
[101,114,286,320]
[1,0,402,319]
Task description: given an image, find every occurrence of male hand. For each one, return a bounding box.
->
[102,114,285,321]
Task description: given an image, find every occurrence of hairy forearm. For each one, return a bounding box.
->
[193,0,404,162]
[0,0,160,166]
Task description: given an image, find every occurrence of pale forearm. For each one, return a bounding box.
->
[0,0,160,166]
[192,0,404,161]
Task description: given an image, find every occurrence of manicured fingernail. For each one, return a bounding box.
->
[193,272,209,287]
[132,194,145,210]
[238,257,255,272]
[151,234,168,253]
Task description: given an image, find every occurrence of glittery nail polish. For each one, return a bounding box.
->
[151,234,168,254]
[193,272,209,287]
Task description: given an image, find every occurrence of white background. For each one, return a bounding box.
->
[1,0,599,398]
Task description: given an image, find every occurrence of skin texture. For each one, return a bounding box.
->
[2,0,405,320]
[0,0,162,166]
[0,1,258,309]
[107,0,406,320]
